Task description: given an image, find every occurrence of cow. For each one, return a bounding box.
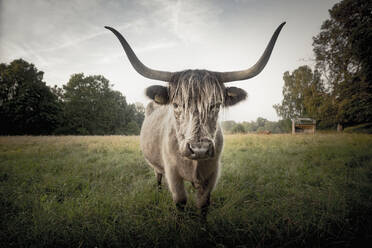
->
[105,22,285,216]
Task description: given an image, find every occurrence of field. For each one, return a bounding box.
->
[1,134,372,247]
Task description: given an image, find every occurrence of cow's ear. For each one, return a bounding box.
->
[145,85,169,105]
[224,87,247,107]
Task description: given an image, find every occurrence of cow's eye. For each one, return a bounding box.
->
[210,103,221,111]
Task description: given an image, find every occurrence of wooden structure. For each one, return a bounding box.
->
[292,118,316,134]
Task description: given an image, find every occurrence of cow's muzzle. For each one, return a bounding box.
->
[185,139,214,160]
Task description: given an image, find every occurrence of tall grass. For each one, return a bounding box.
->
[0,134,371,247]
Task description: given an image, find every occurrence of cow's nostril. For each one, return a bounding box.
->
[187,143,195,154]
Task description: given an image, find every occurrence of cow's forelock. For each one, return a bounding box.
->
[170,70,224,122]
[169,70,224,158]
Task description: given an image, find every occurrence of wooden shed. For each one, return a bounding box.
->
[292,118,316,134]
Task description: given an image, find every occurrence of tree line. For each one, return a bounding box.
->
[274,0,372,131]
[0,59,144,135]
[222,118,291,134]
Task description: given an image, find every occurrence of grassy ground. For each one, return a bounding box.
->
[0,134,372,247]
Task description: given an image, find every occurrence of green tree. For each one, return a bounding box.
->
[222,118,289,134]
[273,66,326,121]
[0,59,61,135]
[242,121,258,133]
[313,0,372,127]
[125,121,140,135]
[277,119,292,133]
[256,117,268,128]
[263,120,276,133]
[221,120,237,133]
[61,73,136,135]
[231,123,246,134]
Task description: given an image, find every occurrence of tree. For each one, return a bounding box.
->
[221,120,237,133]
[256,117,268,128]
[125,121,140,135]
[313,0,372,127]
[0,59,61,135]
[273,66,326,121]
[61,73,137,135]
[231,123,245,134]
[277,119,292,133]
[242,121,258,133]
[222,118,289,134]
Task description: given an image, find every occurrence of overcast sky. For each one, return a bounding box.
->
[0,0,340,122]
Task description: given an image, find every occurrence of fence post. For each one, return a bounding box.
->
[313,120,316,135]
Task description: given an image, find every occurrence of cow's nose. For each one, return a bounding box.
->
[187,140,214,159]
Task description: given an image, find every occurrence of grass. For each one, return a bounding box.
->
[0,134,372,247]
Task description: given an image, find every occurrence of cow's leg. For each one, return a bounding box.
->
[196,171,218,217]
[155,170,162,190]
[165,167,187,211]
[146,159,164,190]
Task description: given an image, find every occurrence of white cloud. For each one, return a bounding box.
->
[135,0,223,44]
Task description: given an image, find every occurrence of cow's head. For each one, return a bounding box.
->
[105,22,285,160]
[144,70,247,160]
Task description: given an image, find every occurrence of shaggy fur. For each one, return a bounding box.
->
[141,70,246,216]
[169,70,225,124]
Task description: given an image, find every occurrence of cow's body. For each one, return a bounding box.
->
[141,101,223,209]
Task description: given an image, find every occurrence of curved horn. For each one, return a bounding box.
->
[105,26,174,82]
[217,22,286,83]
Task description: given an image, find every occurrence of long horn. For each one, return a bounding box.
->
[105,26,174,82]
[217,22,286,83]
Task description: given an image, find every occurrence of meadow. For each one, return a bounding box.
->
[0,134,371,247]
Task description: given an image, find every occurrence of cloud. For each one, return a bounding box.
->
[135,0,223,44]
[1,0,223,63]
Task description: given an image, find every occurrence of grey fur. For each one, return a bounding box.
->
[141,70,235,215]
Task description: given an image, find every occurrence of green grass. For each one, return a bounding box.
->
[1,134,372,247]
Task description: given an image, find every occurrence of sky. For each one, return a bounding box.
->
[0,0,340,122]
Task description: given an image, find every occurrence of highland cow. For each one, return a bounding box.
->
[105,22,285,215]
